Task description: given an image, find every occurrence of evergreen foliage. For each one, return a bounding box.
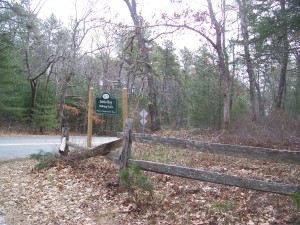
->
[0,34,29,121]
[151,41,184,126]
[285,68,300,114]
[32,102,59,133]
[30,150,60,170]
[185,47,222,127]
[30,80,59,133]
[120,163,153,199]
[290,192,300,224]
[0,77,30,122]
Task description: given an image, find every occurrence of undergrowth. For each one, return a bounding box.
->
[30,150,60,170]
[290,192,300,224]
[120,163,154,201]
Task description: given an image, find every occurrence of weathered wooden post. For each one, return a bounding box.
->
[87,87,94,148]
[119,118,134,171]
[122,88,128,130]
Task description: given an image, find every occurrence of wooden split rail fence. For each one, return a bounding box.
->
[61,119,300,196]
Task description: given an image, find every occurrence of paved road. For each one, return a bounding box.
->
[0,135,119,159]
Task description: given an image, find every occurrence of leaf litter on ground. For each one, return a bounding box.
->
[0,130,299,224]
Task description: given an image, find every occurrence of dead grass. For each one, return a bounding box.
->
[158,113,300,151]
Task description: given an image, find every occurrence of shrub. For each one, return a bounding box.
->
[290,192,300,224]
[120,162,153,199]
[30,150,60,170]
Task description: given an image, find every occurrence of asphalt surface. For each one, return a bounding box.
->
[0,135,119,159]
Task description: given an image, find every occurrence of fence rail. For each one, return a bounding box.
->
[63,119,300,196]
[106,152,300,195]
[115,127,300,195]
[118,132,300,165]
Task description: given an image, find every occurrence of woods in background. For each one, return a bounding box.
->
[0,0,299,136]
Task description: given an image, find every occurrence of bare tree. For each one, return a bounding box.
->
[57,1,98,128]
[237,0,257,121]
[20,8,61,117]
[122,0,161,131]
[206,0,231,128]
[93,23,120,92]
[24,27,52,111]
[162,0,231,128]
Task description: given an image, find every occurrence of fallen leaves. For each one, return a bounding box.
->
[0,141,299,225]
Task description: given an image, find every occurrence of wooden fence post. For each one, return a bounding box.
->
[119,118,134,171]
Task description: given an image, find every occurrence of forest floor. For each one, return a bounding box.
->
[0,127,300,225]
[0,119,299,224]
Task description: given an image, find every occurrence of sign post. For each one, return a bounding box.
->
[139,109,148,133]
[122,88,128,130]
[87,87,94,148]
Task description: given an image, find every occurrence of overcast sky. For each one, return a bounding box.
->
[31,0,213,52]
[32,0,201,21]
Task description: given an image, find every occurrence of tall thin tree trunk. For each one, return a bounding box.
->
[237,0,257,121]
[254,65,265,117]
[207,0,230,129]
[28,78,37,117]
[255,80,265,117]
[25,29,36,117]
[276,0,289,110]
[123,0,161,131]
[59,73,72,128]
[294,53,300,113]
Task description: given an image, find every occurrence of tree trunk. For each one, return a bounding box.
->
[25,29,36,117]
[207,0,230,128]
[255,80,265,117]
[123,0,161,131]
[237,0,257,121]
[29,78,37,115]
[276,0,289,110]
[294,52,300,114]
[59,73,73,128]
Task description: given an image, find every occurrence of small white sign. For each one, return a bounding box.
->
[140,109,148,118]
[102,93,110,99]
[140,118,147,125]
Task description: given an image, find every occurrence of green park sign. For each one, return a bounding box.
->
[95,93,117,115]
